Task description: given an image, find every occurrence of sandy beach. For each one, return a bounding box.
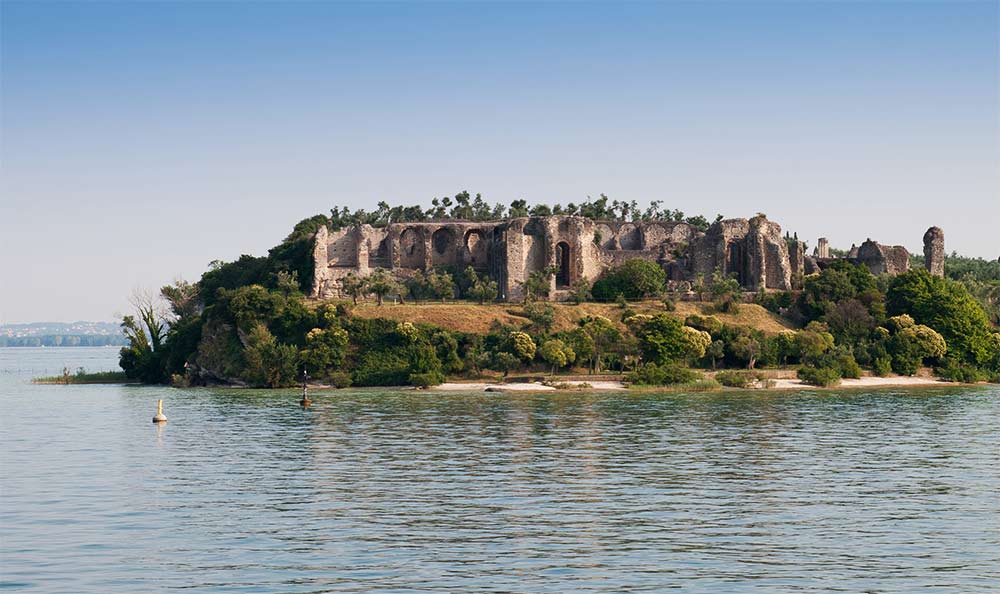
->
[432,375,953,392]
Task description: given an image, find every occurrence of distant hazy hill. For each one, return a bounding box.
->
[0,322,126,347]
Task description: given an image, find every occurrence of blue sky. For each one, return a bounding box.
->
[1,1,997,322]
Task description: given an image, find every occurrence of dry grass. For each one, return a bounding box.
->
[344,299,796,334]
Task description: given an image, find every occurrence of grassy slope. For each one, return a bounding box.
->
[345,300,796,334]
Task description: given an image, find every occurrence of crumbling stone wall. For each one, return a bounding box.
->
[855,239,910,276]
[923,226,944,277]
[788,240,805,282]
[311,214,934,301]
[816,238,830,258]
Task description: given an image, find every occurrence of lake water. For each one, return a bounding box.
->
[1,347,999,593]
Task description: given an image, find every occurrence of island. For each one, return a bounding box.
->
[111,194,1000,391]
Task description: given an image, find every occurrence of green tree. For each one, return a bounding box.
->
[887,269,995,367]
[569,278,593,304]
[491,351,521,378]
[578,315,622,373]
[119,290,168,383]
[523,302,555,334]
[592,259,666,301]
[824,298,875,345]
[709,270,742,313]
[508,331,537,362]
[242,323,299,387]
[470,277,499,304]
[299,326,349,375]
[365,268,400,306]
[794,324,836,365]
[427,270,456,301]
[508,199,529,218]
[539,339,576,374]
[523,267,556,302]
[340,273,367,305]
[631,314,708,365]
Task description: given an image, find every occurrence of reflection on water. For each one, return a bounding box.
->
[2,348,999,593]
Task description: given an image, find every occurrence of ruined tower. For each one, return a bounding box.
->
[816,238,830,258]
[923,226,944,278]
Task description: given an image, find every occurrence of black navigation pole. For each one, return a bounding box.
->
[299,366,310,407]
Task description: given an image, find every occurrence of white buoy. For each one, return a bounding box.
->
[152,399,167,423]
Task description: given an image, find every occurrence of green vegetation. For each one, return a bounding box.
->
[592,259,667,301]
[116,207,1000,390]
[34,367,130,384]
[325,191,722,229]
[715,370,774,389]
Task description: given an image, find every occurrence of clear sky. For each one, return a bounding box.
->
[1,1,997,323]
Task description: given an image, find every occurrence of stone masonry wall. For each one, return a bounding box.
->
[311,215,933,301]
[923,226,944,277]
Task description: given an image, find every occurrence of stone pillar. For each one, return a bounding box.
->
[422,228,433,271]
[356,230,370,275]
[310,226,329,298]
[923,226,944,277]
[389,230,401,269]
[788,241,805,280]
[817,238,830,259]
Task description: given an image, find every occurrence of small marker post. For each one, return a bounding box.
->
[152,399,167,423]
[299,368,310,407]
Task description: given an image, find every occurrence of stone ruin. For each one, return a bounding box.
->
[923,226,945,277]
[310,215,944,301]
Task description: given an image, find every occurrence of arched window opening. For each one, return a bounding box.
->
[556,242,571,288]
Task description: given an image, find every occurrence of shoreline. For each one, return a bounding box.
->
[431,375,962,393]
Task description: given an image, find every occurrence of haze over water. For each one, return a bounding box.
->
[1,348,998,592]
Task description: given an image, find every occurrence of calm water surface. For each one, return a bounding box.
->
[1,347,998,593]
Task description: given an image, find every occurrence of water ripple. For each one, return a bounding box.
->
[1,349,999,592]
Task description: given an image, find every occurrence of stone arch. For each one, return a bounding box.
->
[368,237,390,268]
[618,223,641,250]
[727,242,745,285]
[399,227,425,269]
[596,223,615,249]
[431,227,457,266]
[556,241,571,288]
[464,229,487,269]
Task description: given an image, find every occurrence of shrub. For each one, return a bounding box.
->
[409,371,444,388]
[352,349,412,386]
[715,370,775,389]
[935,358,984,383]
[677,379,722,392]
[523,302,555,333]
[328,371,353,388]
[685,315,723,335]
[836,353,862,379]
[873,356,892,377]
[797,365,842,387]
[592,259,667,301]
[627,363,701,386]
[241,323,299,387]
